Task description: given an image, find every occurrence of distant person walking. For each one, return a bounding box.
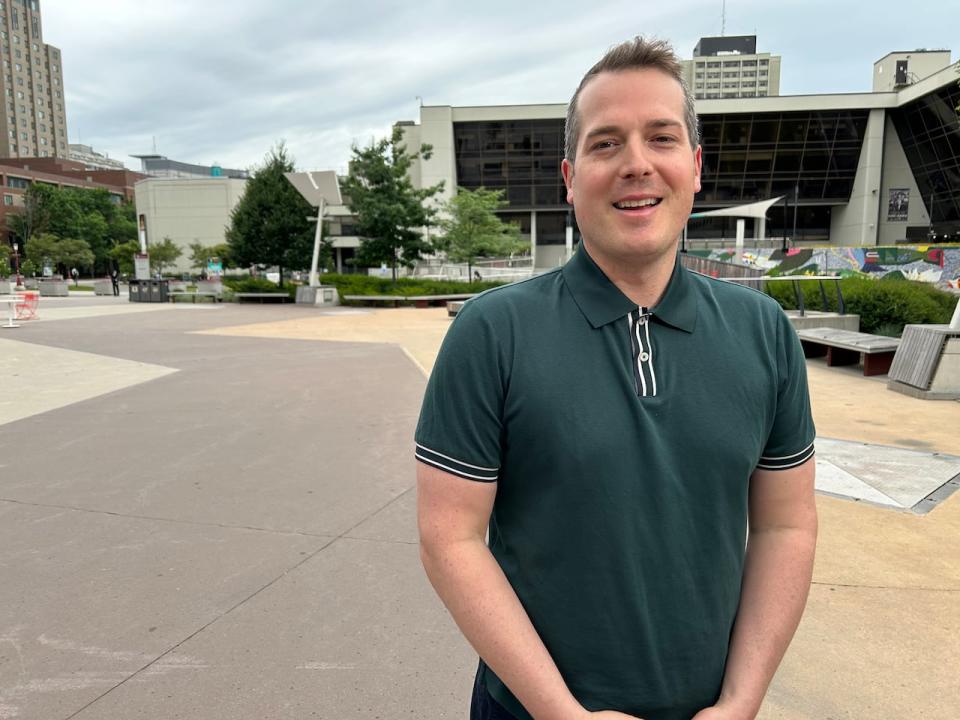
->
[71,267,79,286]
[110,267,120,296]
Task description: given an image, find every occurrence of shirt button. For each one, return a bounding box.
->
[640,352,650,362]
[638,316,647,325]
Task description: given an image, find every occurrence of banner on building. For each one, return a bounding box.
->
[887,188,909,221]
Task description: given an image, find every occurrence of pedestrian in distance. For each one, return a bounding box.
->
[416,36,817,720]
[110,266,120,296]
[71,267,79,286]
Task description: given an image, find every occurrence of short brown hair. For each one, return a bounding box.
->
[564,37,699,162]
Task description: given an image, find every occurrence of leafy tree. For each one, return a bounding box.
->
[435,187,527,276]
[226,142,317,286]
[0,244,9,276]
[8,185,136,275]
[109,240,141,276]
[148,237,183,276]
[341,126,444,281]
[189,242,233,271]
[24,233,95,276]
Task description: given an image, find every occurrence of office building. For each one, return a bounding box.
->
[681,35,781,100]
[131,154,249,180]
[134,176,247,273]
[398,48,958,267]
[0,0,68,159]
[68,143,125,170]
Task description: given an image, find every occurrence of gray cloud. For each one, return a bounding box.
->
[42,0,957,173]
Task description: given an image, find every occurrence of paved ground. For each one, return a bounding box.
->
[1,292,958,719]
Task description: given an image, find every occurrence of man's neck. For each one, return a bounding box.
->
[582,239,679,308]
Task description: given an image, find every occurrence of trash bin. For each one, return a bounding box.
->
[128,279,142,302]
[148,280,169,302]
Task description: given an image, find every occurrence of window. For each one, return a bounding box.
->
[707,61,721,68]
[7,175,27,188]
[11,9,17,29]
[14,63,20,71]
[13,34,19,44]
[723,61,740,67]
[30,19,37,39]
[759,59,769,66]
[19,131,25,140]
[16,91,22,99]
[19,118,24,126]
[36,109,42,118]
[39,136,45,145]
[3,194,12,206]
[16,77,22,86]
[38,122,43,131]
[7,130,12,138]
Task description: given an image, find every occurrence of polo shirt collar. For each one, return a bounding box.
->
[562,244,698,333]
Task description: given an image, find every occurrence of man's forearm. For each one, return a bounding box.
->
[421,538,582,720]
[713,524,817,718]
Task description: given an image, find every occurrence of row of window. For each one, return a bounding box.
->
[696,71,769,79]
[698,59,770,68]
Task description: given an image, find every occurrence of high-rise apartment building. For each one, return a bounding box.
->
[681,35,781,100]
[0,0,67,159]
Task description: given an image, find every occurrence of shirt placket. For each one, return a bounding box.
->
[627,307,657,397]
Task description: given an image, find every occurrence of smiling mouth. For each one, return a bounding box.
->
[613,198,662,209]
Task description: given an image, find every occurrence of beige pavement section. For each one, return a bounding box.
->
[198,306,960,718]
[0,338,178,427]
[193,307,451,377]
[27,303,217,323]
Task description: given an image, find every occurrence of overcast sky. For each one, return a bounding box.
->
[42,0,957,175]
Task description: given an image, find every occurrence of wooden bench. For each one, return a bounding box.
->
[234,292,290,304]
[797,328,900,376]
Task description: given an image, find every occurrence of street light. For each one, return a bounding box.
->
[12,241,24,290]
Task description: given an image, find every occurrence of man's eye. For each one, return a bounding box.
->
[592,140,616,150]
[653,136,677,144]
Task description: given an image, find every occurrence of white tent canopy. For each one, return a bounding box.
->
[685,196,785,249]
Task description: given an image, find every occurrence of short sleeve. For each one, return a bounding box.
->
[415,299,507,482]
[757,309,816,471]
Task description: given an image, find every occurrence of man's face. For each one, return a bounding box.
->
[561,68,702,265]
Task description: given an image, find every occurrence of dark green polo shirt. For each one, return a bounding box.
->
[415,245,815,720]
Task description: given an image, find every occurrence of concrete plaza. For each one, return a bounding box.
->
[1,293,958,719]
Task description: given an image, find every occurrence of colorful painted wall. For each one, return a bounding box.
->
[687,246,960,289]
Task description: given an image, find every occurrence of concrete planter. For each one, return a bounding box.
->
[94,279,113,295]
[38,280,69,297]
[0,280,11,294]
[296,285,339,306]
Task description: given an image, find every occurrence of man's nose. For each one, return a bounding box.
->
[619,138,654,179]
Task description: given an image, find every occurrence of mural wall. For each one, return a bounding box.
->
[687,246,960,290]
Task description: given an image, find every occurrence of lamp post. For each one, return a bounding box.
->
[284,170,341,302]
[12,241,24,290]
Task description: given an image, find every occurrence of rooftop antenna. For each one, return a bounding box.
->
[720,0,726,35]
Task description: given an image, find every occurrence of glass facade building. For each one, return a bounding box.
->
[889,80,960,240]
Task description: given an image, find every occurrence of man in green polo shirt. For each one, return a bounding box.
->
[416,36,817,720]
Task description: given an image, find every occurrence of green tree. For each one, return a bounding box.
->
[8,185,136,275]
[109,240,141,276]
[226,142,317,286]
[341,126,444,281]
[24,233,95,275]
[0,244,10,276]
[148,237,183,276]
[189,242,233,271]
[435,187,527,276]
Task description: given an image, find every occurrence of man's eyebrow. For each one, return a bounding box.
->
[647,119,684,130]
[583,125,623,140]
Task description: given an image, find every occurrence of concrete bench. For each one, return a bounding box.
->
[797,328,900,376]
[343,293,477,308]
[234,292,290,304]
[169,290,222,303]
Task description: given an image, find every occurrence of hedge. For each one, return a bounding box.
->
[308,273,506,298]
[765,277,957,336]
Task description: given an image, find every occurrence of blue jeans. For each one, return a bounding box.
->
[470,664,517,719]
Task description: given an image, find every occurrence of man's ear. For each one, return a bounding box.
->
[561,158,575,205]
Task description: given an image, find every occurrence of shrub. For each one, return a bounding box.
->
[765,277,956,336]
[313,273,507,301]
